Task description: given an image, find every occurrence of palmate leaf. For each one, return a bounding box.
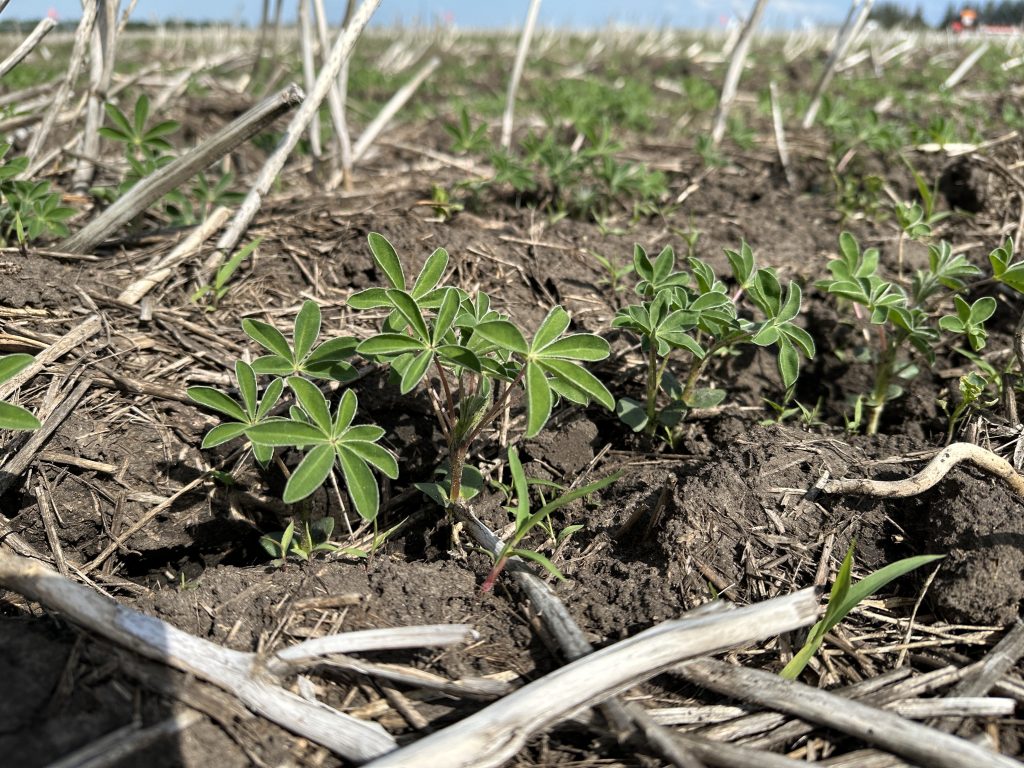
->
[288,377,332,433]
[357,334,426,356]
[399,350,433,393]
[244,303,355,381]
[201,422,249,449]
[333,388,358,433]
[236,360,259,415]
[305,336,358,364]
[432,287,461,345]
[386,289,430,342]
[776,337,800,390]
[250,355,295,376]
[411,248,449,299]
[536,334,609,361]
[437,345,481,372]
[247,388,397,519]
[615,397,648,431]
[344,439,399,478]
[531,306,572,351]
[539,359,614,410]
[103,102,134,138]
[143,120,180,141]
[133,94,150,135]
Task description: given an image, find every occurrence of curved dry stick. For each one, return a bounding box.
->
[678,658,1020,768]
[0,552,486,761]
[0,550,395,761]
[0,17,56,79]
[60,85,303,255]
[364,589,818,768]
[822,442,1024,499]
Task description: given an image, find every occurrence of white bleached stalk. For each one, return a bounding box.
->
[72,0,120,191]
[0,551,397,761]
[326,50,440,189]
[25,2,99,170]
[298,0,322,159]
[0,17,56,79]
[311,0,353,183]
[802,0,873,129]
[711,0,769,146]
[335,0,356,190]
[117,206,232,305]
[769,80,793,187]
[210,0,381,265]
[500,0,542,149]
[116,0,139,37]
[350,55,440,164]
[943,42,990,90]
[363,590,819,768]
[60,84,303,254]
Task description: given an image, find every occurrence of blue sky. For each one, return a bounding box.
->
[11,1,951,29]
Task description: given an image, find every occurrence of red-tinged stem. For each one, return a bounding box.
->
[480,555,509,592]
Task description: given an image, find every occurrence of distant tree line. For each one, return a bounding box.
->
[871,1,1024,28]
[870,3,928,28]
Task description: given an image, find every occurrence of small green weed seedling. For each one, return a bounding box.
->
[191,238,261,310]
[613,241,814,437]
[0,354,40,430]
[190,301,395,523]
[167,170,244,227]
[454,123,666,223]
[260,517,367,566]
[819,233,1012,434]
[351,233,614,506]
[481,446,621,591]
[587,248,633,299]
[445,107,490,154]
[781,543,942,679]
